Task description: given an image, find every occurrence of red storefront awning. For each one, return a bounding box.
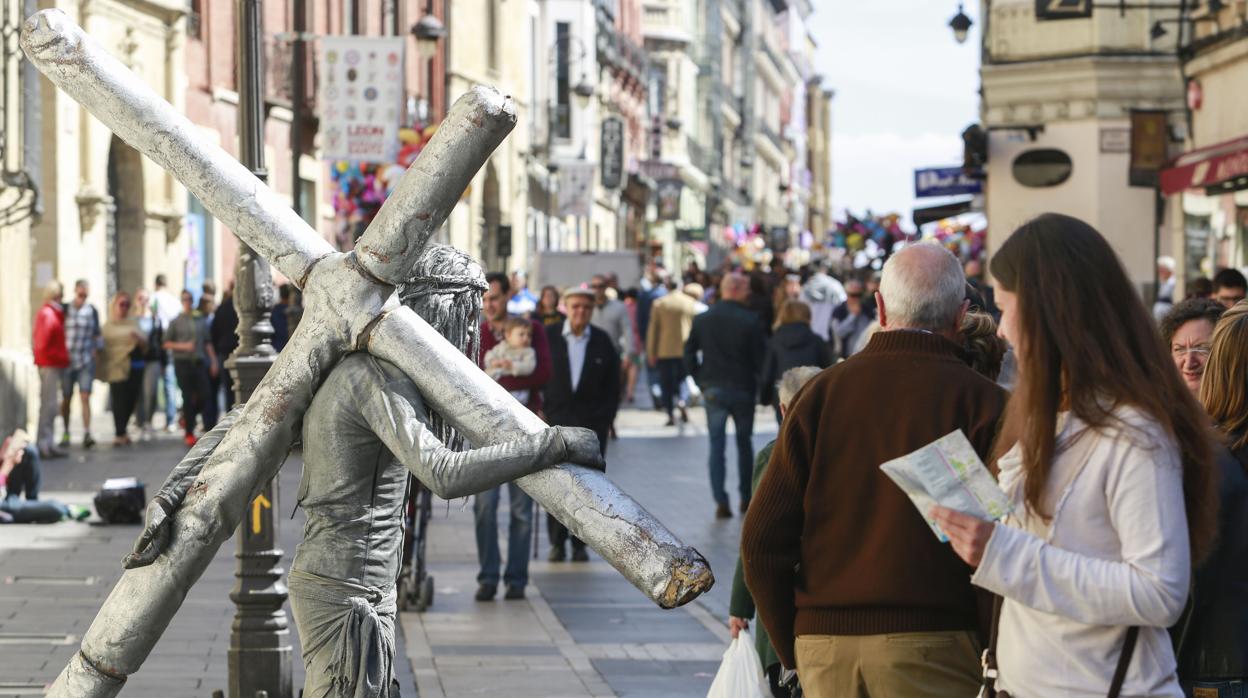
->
[1160,134,1248,196]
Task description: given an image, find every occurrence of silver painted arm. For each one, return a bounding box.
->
[367,306,715,609]
[358,360,604,499]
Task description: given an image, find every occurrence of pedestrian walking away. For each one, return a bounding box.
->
[60,279,102,449]
[759,300,833,424]
[646,279,699,425]
[32,280,69,458]
[544,287,620,562]
[684,272,766,518]
[933,214,1218,698]
[742,242,1007,698]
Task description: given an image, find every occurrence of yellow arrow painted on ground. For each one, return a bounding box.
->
[251,493,271,534]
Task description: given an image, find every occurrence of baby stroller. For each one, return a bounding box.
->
[397,475,435,612]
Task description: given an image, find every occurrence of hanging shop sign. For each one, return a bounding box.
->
[601,116,625,190]
[657,178,683,221]
[914,166,983,198]
[1129,110,1169,188]
[1035,0,1092,21]
[557,160,595,217]
[319,36,405,162]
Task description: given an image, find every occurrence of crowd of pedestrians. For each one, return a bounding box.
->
[28,274,304,457]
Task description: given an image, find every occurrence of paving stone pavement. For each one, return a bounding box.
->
[1,375,777,697]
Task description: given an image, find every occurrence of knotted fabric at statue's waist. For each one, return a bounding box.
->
[288,569,398,698]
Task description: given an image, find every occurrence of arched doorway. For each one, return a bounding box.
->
[480,162,502,271]
[107,136,146,298]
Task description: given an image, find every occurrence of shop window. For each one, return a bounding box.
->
[1012,149,1073,188]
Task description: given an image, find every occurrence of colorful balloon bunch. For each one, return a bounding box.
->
[827,212,907,265]
[330,124,438,237]
[926,214,987,262]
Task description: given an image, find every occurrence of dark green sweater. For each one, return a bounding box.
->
[730,440,780,671]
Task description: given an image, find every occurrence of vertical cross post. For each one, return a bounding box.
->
[227,1,291,697]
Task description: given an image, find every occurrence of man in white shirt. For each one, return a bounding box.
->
[150,274,181,431]
[543,288,620,561]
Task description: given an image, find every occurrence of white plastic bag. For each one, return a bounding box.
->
[706,630,770,698]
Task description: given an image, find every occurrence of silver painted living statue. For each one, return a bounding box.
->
[20,9,712,698]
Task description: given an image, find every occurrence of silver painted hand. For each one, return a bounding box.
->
[556,427,605,470]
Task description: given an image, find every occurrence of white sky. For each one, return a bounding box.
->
[808,1,983,222]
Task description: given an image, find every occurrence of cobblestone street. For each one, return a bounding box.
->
[0,385,776,697]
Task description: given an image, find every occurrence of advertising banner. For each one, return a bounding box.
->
[319,36,405,162]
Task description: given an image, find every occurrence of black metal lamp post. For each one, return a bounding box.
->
[227,1,291,696]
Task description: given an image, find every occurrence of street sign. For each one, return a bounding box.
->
[601,116,624,190]
[914,166,984,198]
[319,36,405,162]
[1035,0,1092,20]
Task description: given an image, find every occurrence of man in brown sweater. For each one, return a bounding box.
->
[741,243,1007,697]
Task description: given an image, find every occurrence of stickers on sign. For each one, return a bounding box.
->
[387,52,399,65]
[364,87,379,102]
[326,51,338,64]
[346,50,361,66]
[346,106,357,120]
[347,68,358,82]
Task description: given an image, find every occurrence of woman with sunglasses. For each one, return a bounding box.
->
[100,291,148,446]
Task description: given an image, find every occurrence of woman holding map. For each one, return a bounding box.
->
[932,213,1218,698]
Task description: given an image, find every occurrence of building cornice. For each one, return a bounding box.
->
[982,54,1183,127]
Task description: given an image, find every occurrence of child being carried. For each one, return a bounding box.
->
[484,317,537,404]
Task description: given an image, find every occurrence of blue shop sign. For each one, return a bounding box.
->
[914,167,983,198]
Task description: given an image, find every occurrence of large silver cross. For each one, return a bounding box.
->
[22,10,712,697]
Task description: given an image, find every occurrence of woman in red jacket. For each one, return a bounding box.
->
[32,281,69,458]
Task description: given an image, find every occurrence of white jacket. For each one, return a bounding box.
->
[972,406,1190,698]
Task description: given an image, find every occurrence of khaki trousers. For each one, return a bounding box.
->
[795,631,982,698]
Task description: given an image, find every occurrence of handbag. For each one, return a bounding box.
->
[979,595,1139,698]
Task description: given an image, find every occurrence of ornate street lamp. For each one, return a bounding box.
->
[949,4,972,44]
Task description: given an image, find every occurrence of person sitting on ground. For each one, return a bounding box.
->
[483,316,538,405]
[730,365,823,698]
[0,431,89,524]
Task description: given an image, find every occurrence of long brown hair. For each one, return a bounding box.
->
[990,214,1217,562]
[1201,300,1248,450]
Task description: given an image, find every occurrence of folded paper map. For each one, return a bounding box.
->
[880,430,1012,542]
